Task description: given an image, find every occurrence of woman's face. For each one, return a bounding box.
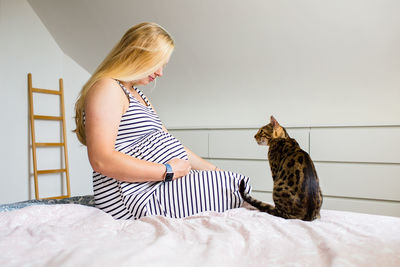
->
[134,65,165,86]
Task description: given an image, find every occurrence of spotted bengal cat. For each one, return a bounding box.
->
[240,116,323,221]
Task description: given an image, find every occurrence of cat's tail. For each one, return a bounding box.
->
[239,180,281,217]
[303,155,323,221]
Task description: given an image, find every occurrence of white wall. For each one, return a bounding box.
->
[0,0,91,204]
[62,54,93,197]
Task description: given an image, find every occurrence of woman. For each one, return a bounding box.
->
[75,22,251,219]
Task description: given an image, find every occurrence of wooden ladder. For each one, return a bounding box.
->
[28,73,71,200]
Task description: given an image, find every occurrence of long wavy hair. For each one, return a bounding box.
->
[74,22,174,145]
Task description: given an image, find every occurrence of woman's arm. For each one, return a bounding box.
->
[184,146,223,171]
[84,78,191,182]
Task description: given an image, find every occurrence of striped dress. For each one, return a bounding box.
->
[93,81,251,219]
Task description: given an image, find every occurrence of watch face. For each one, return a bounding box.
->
[164,163,173,182]
[165,172,173,182]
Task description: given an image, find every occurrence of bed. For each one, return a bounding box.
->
[1,196,399,267]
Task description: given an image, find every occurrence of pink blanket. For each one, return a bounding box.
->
[1,204,399,266]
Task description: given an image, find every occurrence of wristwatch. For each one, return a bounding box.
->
[164,163,173,182]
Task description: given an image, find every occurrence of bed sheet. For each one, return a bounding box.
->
[0,195,94,212]
[0,203,399,267]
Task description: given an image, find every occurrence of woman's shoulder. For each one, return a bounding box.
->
[92,77,120,91]
[87,78,124,98]
[86,78,127,107]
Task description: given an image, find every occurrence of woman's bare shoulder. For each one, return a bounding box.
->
[87,78,125,100]
[91,78,121,93]
[85,78,127,110]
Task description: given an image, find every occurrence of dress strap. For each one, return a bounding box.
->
[115,80,151,107]
[133,87,151,106]
[115,80,132,100]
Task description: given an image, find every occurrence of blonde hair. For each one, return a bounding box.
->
[74,22,174,145]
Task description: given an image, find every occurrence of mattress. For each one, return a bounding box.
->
[0,198,399,267]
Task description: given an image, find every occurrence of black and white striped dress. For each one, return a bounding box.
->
[93,81,251,219]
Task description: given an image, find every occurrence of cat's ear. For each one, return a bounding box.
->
[270,116,280,128]
[271,116,285,138]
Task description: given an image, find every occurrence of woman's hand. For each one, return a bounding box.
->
[166,158,191,179]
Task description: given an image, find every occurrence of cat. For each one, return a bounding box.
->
[240,116,323,221]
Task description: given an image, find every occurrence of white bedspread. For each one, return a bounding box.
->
[1,204,399,267]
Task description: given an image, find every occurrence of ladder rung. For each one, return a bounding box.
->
[34,115,63,121]
[32,88,61,95]
[40,195,70,200]
[36,142,64,147]
[37,169,66,174]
